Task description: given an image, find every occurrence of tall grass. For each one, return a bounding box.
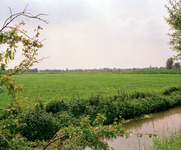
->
[144,130,181,150]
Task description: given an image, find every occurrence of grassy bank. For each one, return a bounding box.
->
[144,130,181,150]
[45,86,181,124]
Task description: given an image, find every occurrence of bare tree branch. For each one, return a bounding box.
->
[23,4,28,13]
[0,4,48,33]
[8,56,49,76]
[9,7,13,20]
[0,134,17,150]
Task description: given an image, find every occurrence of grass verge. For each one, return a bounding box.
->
[144,130,181,150]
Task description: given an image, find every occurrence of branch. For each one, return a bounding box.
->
[23,4,29,13]
[36,56,50,63]
[42,134,67,150]
[9,7,13,21]
[0,134,17,150]
[5,26,34,40]
[5,26,45,46]
[8,56,49,76]
[0,4,48,33]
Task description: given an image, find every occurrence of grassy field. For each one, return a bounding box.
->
[0,73,181,110]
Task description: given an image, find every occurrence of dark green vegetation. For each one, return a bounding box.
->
[145,130,181,150]
[0,73,181,111]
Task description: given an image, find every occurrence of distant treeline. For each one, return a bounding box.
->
[129,68,181,74]
[26,67,167,73]
[25,67,181,74]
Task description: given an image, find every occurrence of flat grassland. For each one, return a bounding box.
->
[0,73,181,110]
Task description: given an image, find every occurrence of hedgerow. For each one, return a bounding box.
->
[44,86,181,124]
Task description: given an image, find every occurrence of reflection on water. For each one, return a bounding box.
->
[106,106,181,150]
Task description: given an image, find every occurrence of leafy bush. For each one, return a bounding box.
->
[129,91,146,99]
[19,103,59,141]
[46,99,68,114]
[54,111,84,127]
[163,86,180,95]
[1,103,22,119]
[45,86,181,125]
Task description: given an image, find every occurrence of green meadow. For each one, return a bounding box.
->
[0,73,181,110]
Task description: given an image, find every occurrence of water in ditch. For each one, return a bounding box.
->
[105,105,181,150]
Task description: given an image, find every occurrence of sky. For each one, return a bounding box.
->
[0,0,178,70]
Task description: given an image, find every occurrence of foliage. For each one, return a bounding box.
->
[162,86,180,95]
[42,114,128,150]
[46,99,68,114]
[54,111,83,128]
[45,86,181,124]
[165,0,181,60]
[144,130,181,150]
[19,102,60,141]
[0,103,129,150]
[0,5,47,105]
[166,57,173,69]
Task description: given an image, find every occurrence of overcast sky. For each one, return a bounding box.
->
[0,0,177,70]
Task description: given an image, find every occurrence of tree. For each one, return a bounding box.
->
[173,62,180,68]
[166,57,173,69]
[164,0,181,60]
[0,5,48,103]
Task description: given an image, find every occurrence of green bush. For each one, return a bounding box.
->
[163,86,180,95]
[54,111,83,127]
[19,103,59,141]
[46,99,68,114]
[129,91,146,99]
[44,86,181,125]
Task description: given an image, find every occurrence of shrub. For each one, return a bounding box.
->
[68,99,87,117]
[163,87,179,95]
[46,99,68,114]
[19,103,59,141]
[129,91,146,99]
[54,111,83,127]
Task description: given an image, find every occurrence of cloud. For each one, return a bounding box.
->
[1,0,176,70]
[32,13,171,69]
